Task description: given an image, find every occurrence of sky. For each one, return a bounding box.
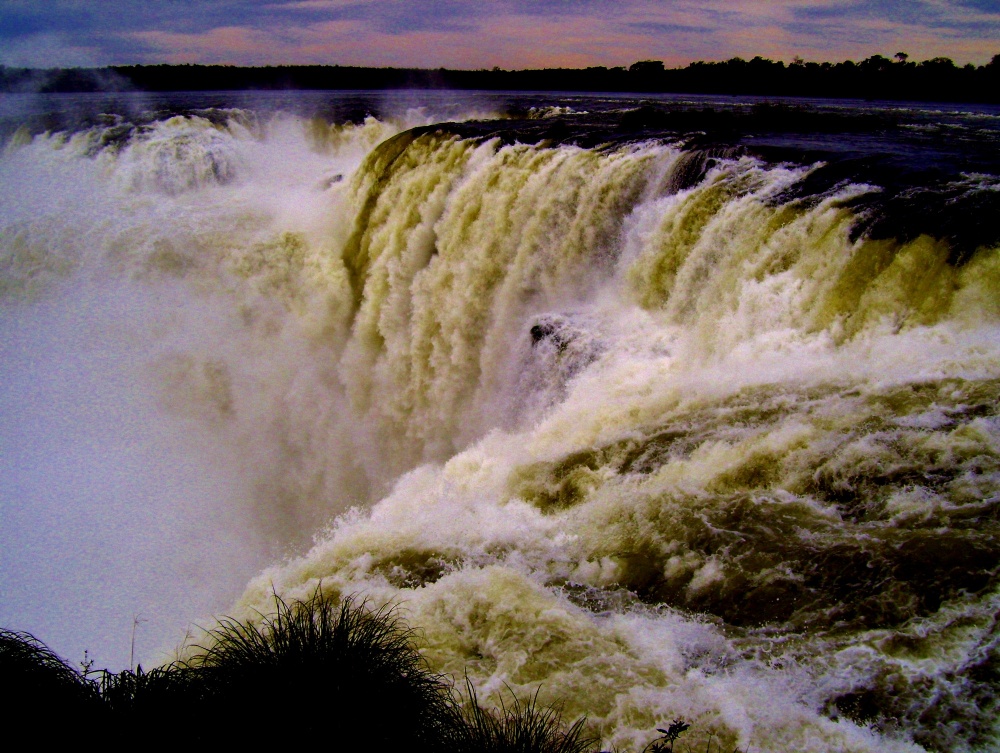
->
[1,1,998,73]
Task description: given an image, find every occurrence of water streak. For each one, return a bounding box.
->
[2,96,998,751]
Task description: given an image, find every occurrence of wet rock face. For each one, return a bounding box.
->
[530,313,593,348]
[508,313,608,420]
[528,313,604,374]
[530,317,576,350]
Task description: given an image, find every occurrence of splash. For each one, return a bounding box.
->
[2,97,998,751]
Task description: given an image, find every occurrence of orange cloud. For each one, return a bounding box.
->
[125,4,1000,70]
[130,27,280,64]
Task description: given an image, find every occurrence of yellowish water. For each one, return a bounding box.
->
[2,107,998,752]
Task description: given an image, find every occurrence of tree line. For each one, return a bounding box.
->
[1,54,998,103]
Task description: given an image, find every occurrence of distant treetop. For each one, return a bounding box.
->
[1,54,997,103]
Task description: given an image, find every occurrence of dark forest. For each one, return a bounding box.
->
[2,54,999,103]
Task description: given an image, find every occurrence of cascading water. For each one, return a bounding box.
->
[1,91,998,752]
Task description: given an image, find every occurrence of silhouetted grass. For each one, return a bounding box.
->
[179,590,460,748]
[0,628,104,742]
[447,677,598,753]
[2,594,605,752]
[99,663,199,741]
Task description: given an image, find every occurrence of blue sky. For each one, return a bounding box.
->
[1,1,997,70]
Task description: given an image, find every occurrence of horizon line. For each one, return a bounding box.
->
[5,53,998,74]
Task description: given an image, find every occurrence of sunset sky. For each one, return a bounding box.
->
[1,1,998,70]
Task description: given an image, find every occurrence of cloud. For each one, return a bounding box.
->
[1,0,997,67]
[628,22,716,34]
[791,0,1000,31]
[129,26,280,65]
[125,12,649,68]
[0,32,103,67]
[267,1,356,7]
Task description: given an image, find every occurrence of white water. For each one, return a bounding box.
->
[1,101,998,751]
[0,112,385,667]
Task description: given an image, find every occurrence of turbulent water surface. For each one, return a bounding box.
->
[2,90,999,752]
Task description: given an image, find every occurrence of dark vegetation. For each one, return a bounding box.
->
[643,720,692,753]
[451,679,597,753]
[0,591,602,751]
[0,629,104,741]
[2,53,999,103]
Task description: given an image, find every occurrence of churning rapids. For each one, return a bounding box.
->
[2,90,1000,752]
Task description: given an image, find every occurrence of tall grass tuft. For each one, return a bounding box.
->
[99,663,198,740]
[181,590,459,748]
[2,598,606,752]
[447,677,599,753]
[0,628,104,741]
